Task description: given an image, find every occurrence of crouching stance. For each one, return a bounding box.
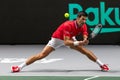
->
[11,11,109,72]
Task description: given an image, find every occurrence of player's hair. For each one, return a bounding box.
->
[77,11,88,18]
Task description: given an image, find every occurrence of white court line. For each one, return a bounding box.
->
[84,76,99,80]
[0,58,63,63]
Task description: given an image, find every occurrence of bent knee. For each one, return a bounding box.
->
[69,45,83,50]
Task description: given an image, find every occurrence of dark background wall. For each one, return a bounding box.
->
[0,0,120,45]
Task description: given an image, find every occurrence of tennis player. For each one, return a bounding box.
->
[11,11,109,72]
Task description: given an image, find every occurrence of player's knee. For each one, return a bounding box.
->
[74,46,86,54]
[69,46,75,49]
[70,45,83,50]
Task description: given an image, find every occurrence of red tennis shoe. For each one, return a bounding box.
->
[11,66,20,72]
[100,64,109,72]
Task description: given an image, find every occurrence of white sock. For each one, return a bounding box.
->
[18,62,27,70]
[96,59,104,66]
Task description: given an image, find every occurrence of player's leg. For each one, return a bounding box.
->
[11,46,54,72]
[11,38,64,72]
[70,45,109,71]
[26,46,54,65]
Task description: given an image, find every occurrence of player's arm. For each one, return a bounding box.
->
[83,35,88,40]
[63,36,83,46]
[82,24,89,45]
[82,35,89,45]
[63,24,85,46]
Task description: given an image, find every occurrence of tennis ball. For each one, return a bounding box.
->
[64,13,69,18]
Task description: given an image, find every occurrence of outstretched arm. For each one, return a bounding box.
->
[82,35,89,45]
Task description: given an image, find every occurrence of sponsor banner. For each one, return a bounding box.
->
[0,0,120,44]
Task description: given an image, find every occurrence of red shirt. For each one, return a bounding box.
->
[52,20,88,40]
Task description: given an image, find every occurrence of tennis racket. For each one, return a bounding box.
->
[88,24,102,40]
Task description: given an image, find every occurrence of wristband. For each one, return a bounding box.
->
[73,41,79,46]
